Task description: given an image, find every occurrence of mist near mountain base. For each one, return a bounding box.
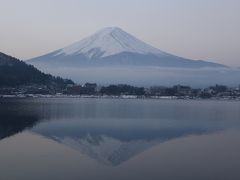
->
[38,66,240,87]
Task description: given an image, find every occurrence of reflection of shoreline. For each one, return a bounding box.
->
[0,100,42,141]
[0,115,39,141]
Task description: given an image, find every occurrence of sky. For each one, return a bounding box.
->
[0,0,239,67]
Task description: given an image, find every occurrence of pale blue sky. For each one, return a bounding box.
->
[0,0,239,66]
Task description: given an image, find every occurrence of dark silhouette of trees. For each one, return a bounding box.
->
[0,52,74,88]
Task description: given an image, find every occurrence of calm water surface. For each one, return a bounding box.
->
[0,98,240,180]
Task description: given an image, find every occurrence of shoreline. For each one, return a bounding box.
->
[0,94,240,101]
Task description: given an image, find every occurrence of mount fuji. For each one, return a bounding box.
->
[27,27,240,86]
[28,27,226,68]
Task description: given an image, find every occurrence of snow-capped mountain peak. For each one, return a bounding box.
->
[55,27,166,58]
[29,27,227,69]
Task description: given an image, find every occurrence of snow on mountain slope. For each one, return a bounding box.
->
[28,26,227,70]
[55,27,167,59]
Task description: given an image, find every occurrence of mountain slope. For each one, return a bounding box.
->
[55,27,166,58]
[0,52,74,87]
[28,27,226,68]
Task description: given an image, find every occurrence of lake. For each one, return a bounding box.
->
[0,98,240,180]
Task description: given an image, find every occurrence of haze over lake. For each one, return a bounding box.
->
[0,98,240,180]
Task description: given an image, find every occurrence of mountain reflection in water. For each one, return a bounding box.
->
[0,98,240,166]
